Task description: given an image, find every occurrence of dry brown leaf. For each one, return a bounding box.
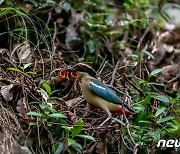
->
[0,48,8,55]
[172,81,179,92]
[161,3,180,28]
[152,42,166,65]
[17,43,32,63]
[159,31,180,45]
[16,97,29,119]
[162,64,179,81]
[65,97,82,107]
[11,42,32,64]
[0,84,14,101]
[65,24,77,46]
[96,142,107,154]
[65,9,83,46]
[83,143,96,153]
[68,112,78,122]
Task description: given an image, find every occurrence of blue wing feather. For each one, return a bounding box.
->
[89,79,122,104]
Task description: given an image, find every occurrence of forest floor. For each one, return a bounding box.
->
[0,1,180,154]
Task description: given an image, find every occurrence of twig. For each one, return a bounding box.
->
[109,85,125,95]
[120,134,134,152]
[124,114,137,148]
[133,144,138,154]
[97,55,108,75]
[110,60,120,86]
[47,11,52,25]
[167,72,180,83]
[37,118,40,147]
[124,74,146,97]
[136,24,152,53]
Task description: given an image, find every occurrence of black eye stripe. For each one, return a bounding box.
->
[73,64,96,77]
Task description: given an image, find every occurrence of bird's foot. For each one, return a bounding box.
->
[82,103,90,118]
[97,116,111,128]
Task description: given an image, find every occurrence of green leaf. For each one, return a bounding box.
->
[157,117,174,124]
[77,135,95,141]
[155,107,166,117]
[43,82,51,94]
[72,119,83,138]
[62,2,71,12]
[151,130,161,140]
[53,142,63,154]
[132,77,141,88]
[24,63,32,70]
[124,0,134,8]
[39,103,49,110]
[105,14,115,25]
[40,88,49,101]
[150,69,163,76]
[86,40,95,53]
[0,0,4,5]
[48,113,67,119]
[132,104,145,112]
[143,94,151,105]
[166,120,180,135]
[156,95,170,103]
[19,66,24,71]
[112,118,125,126]
[7,67,22,73]
[62,126,71,137]
[67,138,82,152]
[26,71,36,74]
[67,138,76,146]
[29,122,36,126]
[138,120,152,124]
[148,82,165,87]
[143,50,154,59]
[27,111,42,117]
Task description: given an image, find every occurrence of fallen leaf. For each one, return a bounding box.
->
[12,42,32,64]
[96,142,107,154]
[0,84,14,101]
[161,3,180,28]
[0,48,8,55]
[152,42,166,65]
[16,97,29,119]
[68,112,78,123]
[83,143,96,154]
[172,81,179,92]
[65,24,78,47]
[162,64,179,81]
[65,97,82,107]
[65,9,83,46]
[17,42,32,63]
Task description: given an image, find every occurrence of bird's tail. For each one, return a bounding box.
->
[115,104,135,116]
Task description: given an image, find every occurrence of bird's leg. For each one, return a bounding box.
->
[98,106,112,127]
[99,114,112,127]
[83,103,90,117]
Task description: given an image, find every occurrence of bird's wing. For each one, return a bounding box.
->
[89,79,122,104]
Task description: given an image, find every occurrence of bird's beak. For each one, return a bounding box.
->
[59,69,69,80]
[70,71,77,80]
[67,67,78,80]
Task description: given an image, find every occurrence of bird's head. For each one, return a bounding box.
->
[68,63,96,79]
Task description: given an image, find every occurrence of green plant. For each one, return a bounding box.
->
[8,62,35,77]
[27,83,95,154]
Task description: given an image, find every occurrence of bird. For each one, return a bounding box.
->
[59,69,78,97]
[68,63,134,126]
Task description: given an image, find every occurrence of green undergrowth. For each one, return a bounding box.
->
[1,0,180,153]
